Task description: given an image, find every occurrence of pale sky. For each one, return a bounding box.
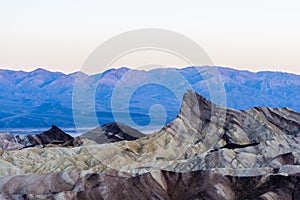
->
[0,0,300,74]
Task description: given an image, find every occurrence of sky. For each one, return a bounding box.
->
[0,0,300,74]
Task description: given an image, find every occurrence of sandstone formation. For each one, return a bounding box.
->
[80,122,146,144]
[0,90,299,199]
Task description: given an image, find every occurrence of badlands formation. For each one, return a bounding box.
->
[0,90,299,199]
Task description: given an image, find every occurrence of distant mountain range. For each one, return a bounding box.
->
[0,66,299,128]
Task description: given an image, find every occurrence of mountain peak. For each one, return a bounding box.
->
[41,125,73,142]
[0,67,299,128]
[165,90,300,155]
[30,68,64,76]
[80,122,145,144]
[51,124,59,130]
[31,68,50,74]
[179,90,217,122]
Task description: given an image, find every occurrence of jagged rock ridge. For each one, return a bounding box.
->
[0,125,74,151]
[0,123,146,151]
[0,90,299,199]
[0,90,299,174]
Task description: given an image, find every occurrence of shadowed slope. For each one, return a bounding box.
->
[80,122,146,144]
[0,91,299,199]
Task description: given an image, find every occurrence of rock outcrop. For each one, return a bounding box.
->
[0,125,75,151]
[0,168,300,199]
[16,125,74,147]
[0,90,299,199]
[80,122,146,144]
[0,133,24,151]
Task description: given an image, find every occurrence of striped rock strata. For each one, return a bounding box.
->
[0,167,300,199]
[0,90,299,199]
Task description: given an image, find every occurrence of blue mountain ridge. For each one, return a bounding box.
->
[0,66,299,128]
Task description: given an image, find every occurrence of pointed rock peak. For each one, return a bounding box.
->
[102,122,145,138]
[179,90,215,117]
[51,124,60,130]
[41,125,73,141]
[174,90,228,139]
[80,122,145,144]
[182,90,211,104]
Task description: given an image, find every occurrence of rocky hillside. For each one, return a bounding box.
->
[0,168,300,199]
[80,122,146,144]
[0,90,299,199]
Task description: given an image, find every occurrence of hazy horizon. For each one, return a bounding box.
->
[1,65,300,76]
[1,1,300,74]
